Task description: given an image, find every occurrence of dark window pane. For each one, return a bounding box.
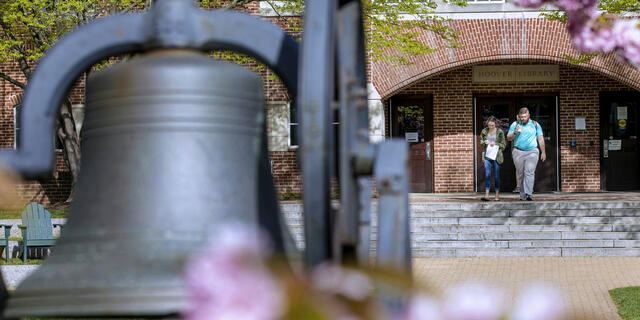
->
[290,123,298,147]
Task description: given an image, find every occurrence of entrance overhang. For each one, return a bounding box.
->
[372,18,640,98]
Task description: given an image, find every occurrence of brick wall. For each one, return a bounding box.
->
[270,151,301,194]
[390,62,632,192]
[0,60,86,205]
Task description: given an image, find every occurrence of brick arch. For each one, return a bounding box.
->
[372,18,640,98]
[8,92,23,107]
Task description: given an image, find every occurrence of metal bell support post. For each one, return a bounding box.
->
[300,0,412,272]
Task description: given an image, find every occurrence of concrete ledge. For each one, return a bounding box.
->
[1,265,39,289]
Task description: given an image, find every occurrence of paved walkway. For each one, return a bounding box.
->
[414,257,640,320]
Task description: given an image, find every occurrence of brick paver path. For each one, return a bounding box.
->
[414,257,640,320]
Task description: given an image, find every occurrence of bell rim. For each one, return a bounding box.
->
[5,286,188,318]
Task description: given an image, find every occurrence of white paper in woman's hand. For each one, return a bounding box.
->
[485,145,499,160]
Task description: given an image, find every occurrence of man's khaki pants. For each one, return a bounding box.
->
[512,148,539,199]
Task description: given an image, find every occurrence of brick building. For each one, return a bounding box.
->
[1,2,640,203]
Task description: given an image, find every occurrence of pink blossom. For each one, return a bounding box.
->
[441,282,505,320]
[510,284,566,320]
[510,0,547,8]
[571,24,617,53]
[402,293,444,320]
[185,224,285,320]
[555,0,599,14]
[613,19,640,66]
[311,263,372,301]
[511,0,640,67]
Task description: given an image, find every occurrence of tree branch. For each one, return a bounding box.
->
[263,0,284,17]
[0,71,25,89]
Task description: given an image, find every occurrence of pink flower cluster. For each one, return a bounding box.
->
[183,224,566,320]
[512,0,640,66]
[402,282,566,320]
[184,224,285,320]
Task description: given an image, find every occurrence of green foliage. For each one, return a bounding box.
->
[279,192,302,200]
[262,0,463,66]
[540,10,567,23]
[0,257,42,265]
[364,0,461,65]
[610,286,640,320]
[598,0,640,14]
[1,0,467,85]
[0,0,147,86]
[562,52,599,64]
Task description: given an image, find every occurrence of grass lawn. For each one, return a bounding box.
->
[0,209,67,219]
[610,286,640,320]
[0,258,42,265]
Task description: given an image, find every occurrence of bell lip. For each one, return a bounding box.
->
[5,287,188,318]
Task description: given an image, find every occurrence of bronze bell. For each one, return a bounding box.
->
[5,49,268,317]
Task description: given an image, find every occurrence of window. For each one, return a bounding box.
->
[289,101,298,147]
[14,105,63,150]
[289,101,339,148]
[469,0,505,3]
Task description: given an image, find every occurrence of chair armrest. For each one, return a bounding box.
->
[0,224,11,239]
[18,225,26,240]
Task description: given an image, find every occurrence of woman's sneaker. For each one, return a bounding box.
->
[513,187,521,193]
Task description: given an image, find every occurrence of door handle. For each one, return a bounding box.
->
[603,139,608,158]
[426,141,432,160]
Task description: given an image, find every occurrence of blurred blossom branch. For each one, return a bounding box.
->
[512,0,640,66]
[184,223,568,320]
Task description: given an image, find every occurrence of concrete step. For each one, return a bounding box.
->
[281,201,640,214]
[406,216,640,225]
[371,231,640,241]
[410,224,616,232]
[409,201,640,211]
[280,200,640,257]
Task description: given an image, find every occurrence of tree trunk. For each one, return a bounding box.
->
[57,98,81,203]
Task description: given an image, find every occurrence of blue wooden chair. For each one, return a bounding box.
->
[0,224,11,263]
[19,203,64,263]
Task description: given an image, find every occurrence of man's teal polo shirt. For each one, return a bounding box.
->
[508,120,543,151]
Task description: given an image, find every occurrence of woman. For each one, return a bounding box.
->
[480,116,506,201]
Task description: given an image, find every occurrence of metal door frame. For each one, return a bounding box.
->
[473,94,560,192]
[388,95,434,193]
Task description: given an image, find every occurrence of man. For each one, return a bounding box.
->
[507,107,546,201]
[512,113,522,193]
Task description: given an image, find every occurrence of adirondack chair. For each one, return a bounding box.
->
[19,203,64,263]
[0,224,11,263]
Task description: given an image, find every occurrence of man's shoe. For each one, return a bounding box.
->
[512,187,521,193]
[526,195,533,201]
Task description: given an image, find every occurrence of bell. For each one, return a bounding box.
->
[6,49,267,317]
